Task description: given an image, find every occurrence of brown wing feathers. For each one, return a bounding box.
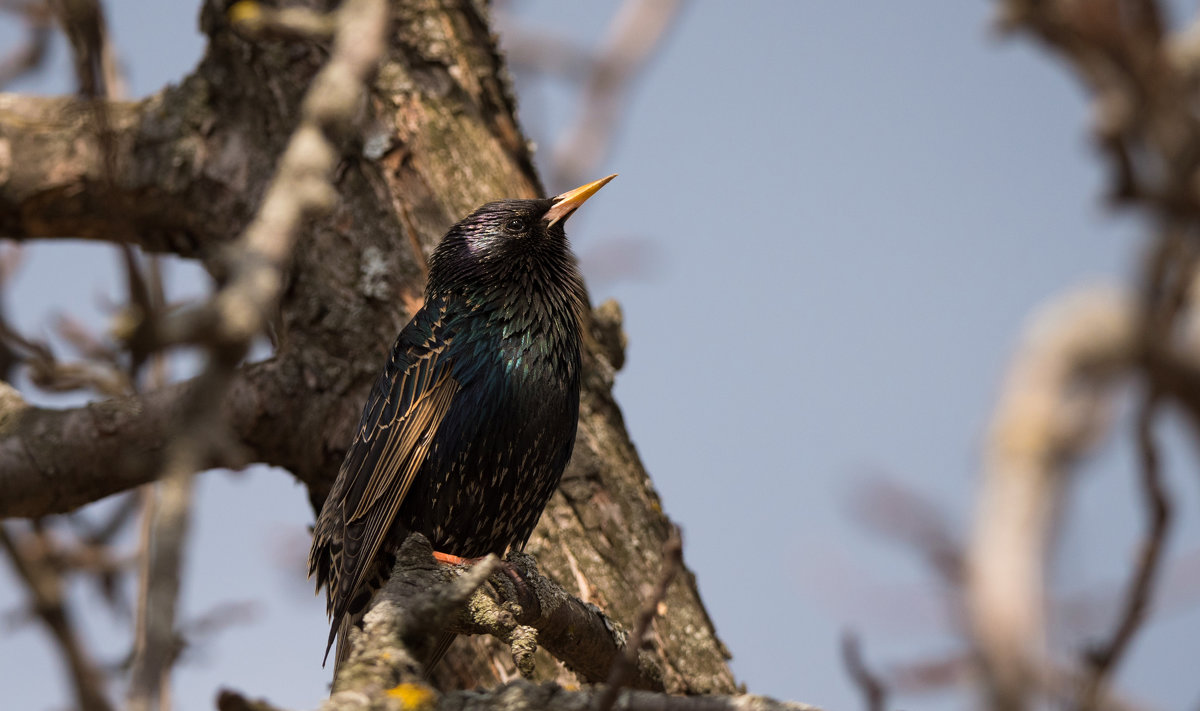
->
[308,312,459,672]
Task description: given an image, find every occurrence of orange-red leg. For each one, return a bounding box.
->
[432,551,487,565]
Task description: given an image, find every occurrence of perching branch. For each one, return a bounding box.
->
[221,681,820,711]
[326,532,662,692]
[221,532,818,711]
[450,549,662,689]
[329,534,501,698]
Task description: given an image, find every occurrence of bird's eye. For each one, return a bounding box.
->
[504,217,527,233]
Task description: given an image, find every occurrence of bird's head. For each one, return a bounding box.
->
[427,175,615,295]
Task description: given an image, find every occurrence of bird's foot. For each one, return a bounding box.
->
[500,558,532,601]
[431,552,530,601]
[432,551,530,595]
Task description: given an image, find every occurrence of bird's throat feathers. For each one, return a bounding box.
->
[469,255,586,349]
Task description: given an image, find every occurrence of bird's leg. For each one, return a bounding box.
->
[432,551,486,565]
[432,551,531,598]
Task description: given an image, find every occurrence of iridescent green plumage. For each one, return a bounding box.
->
[309,177,612,678]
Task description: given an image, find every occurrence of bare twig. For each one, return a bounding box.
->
[499,0,683,192]
[851,477,963,587]
[0,522,116,711]
[594,526,682,711]
[985,16,1200,709]
[502,25,594,80]
[126,247,178,711]
[841,632,887,711]
[66,492,141,618]
[0,287,132,396]
[116,245,163,378]
[49,0,124,100]
[125,468,196,711]
[70,490,140,545]
[549,0,682,190]
[0,0,52,88]
[217,689,289,711]
[0,244,20,380]
[1076,393,1171,710]
[49,0,125,191]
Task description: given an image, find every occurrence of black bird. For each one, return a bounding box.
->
[309,175,616,677]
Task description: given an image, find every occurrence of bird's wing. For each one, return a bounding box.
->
[309,299,460,633]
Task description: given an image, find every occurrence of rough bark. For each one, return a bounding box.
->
[0,0,735,694]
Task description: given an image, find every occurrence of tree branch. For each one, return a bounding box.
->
[0,369,268,517]
[966,285,1136,709]
[450,550,661,690]
[126,467,196,711]
[0,89,249,255]
[221,682,820,711]
[841,633,886,711]
[220,532,818,711]
[1076,393,1172,709]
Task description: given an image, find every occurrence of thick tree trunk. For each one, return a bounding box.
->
[0,0,735,694]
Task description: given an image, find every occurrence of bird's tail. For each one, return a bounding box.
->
[423,632,457,678]
[330,614,358,684]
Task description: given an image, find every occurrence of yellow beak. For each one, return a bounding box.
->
[543,174,617,228]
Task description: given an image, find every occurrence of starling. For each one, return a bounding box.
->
[308,175,616,676]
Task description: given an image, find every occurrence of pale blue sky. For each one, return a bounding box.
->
[2,2,1198,710]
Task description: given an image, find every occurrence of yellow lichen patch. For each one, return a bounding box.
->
[227,1,262,26]
[386,682,437,711]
